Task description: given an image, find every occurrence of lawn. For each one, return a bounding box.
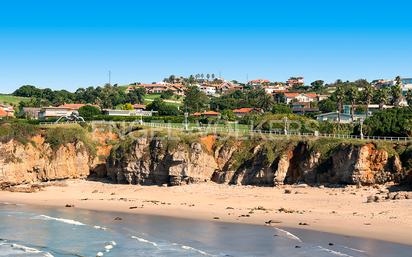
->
[0,94,29,106]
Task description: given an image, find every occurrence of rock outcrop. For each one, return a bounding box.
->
[107,137,217,186]
[0,136,90,187]
[107,135,410,186]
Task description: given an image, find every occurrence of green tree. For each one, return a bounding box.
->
[220,109,236,121]
[127,87,145,104]
[160,89,175,99]
[406,90,412,106]
[256,93,275,111]
[78,105,101,119]
[375,88,389,110]
[318,98,336,113]
[310,80,324,92]
[183,86,210,113]
[271,104,292,114]
[347,85,359,122]
[390,84,402,107]
[362,84,374,118]
[122,103,134,110]
[335,86,346,123]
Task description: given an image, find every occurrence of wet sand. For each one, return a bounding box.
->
[0,180,411,245]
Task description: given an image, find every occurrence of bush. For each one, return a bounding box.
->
[44,127,96,155]
[78,105,101,120]
[364,107,412,137]
[0,121,40,144]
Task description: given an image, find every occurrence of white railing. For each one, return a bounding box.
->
[38,120,412,142]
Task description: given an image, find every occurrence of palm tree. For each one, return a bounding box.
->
[211,73,215,80]
[257,94,275,112]
[376,88,389,110]
[347,86,358,122]
[206,74,210,80]
[363,84,374,118]
[406,89,412,106]
[390,84,402,107]
[335,86,346,123]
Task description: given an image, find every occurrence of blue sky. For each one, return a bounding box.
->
[0,0,411,93]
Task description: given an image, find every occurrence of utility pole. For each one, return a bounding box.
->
[360,118,364,139]
[108,70,111,86]
[284,117,288,135]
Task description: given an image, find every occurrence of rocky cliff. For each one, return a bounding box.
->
[1,127,410,188]
[106,133,411,186]
[0,135,90,187]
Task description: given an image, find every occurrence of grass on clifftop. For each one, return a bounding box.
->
[0,94,29,106]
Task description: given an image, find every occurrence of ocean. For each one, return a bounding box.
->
[0,202,410,257]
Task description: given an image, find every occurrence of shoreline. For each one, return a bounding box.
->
[0,180,411,245]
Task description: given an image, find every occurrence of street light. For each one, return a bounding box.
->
[360,118,364,139]
[284,117,288,135]
[184,112,189,131]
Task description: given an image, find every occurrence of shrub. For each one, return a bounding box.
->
[0,121,40,144]
[44,127,96,156]
[78,105,101,120]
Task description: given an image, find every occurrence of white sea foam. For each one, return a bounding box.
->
[0,241,54,257]
[181,245,214,256]
[317,246,355,257]
[341,246,366,253]
[131,236,158,247]
[32,215,85,226]
[93,225,107,230]
[273,227,302,242]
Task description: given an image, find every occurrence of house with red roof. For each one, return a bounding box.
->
[284,93,318,104]
[0,104,14,118]
[232,107,262,117]
[192,111,220,117]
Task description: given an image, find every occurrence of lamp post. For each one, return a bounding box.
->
[284,117,288,135]
[184,112,189,131]
[360,118,364,139]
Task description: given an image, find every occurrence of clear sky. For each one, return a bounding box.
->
[0,0,411,93]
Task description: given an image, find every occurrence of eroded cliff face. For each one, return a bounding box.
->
[0,136,90,187]
[106,135,409,186]
[107,137,217,185]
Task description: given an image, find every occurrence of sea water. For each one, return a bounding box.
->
[0,202,410,257]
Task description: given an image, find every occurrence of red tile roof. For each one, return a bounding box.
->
[58,104,99,110]
[203,111,220,115]
[0,109,8,117]
[233,108,255,113]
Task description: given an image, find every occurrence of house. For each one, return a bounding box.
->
[58,103,99,110]
[22,107,41,119]
[232,107,262,117]
[317,94,330,101]
[263,85,288,94]
[0,104,14,118]
[291,102,319,115]
[38,107,77,120]
[316,112,366,123]
[401,78,412,92]
[284,93,318,104]
[103,109,154,117]
[192,111,220,117]
[248,79,270,87]
[286,77,304,87]
[132,104,146,110]
[216,82,243,94]
[198,84,217,96]
[138,84,169,94]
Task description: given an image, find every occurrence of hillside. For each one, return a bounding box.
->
[0,94,29,106]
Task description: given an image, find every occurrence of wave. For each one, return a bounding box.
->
[317,246,355,257]
[180,245,215,256]
[341,246,366,253]
[131,236,158,247]
[0,241,54,257]
[93,225,107,231]
[273,227,302,242]
[31,215,85,226]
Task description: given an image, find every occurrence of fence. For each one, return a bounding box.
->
[38,120,412,142]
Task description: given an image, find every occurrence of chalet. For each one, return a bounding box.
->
[248,79,270,87]
[286,77,304,87]
[316,112,366,124]
[38,106,76,120]
[232,107,262,117]
[216,82,243,94]
[138,84,169,94]
[192,111,220,117]
[22,107,41,119]
[284,93,318,104]
[198,84,217,96]
[263,85,288,94]
[291,102,319,115]
[103,109,154,117]
[0,104,14,118]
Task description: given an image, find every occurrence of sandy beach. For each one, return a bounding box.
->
[0,180,411,245]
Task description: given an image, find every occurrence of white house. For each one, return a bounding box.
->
[284,93,318,104]
[198,84,217,96]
